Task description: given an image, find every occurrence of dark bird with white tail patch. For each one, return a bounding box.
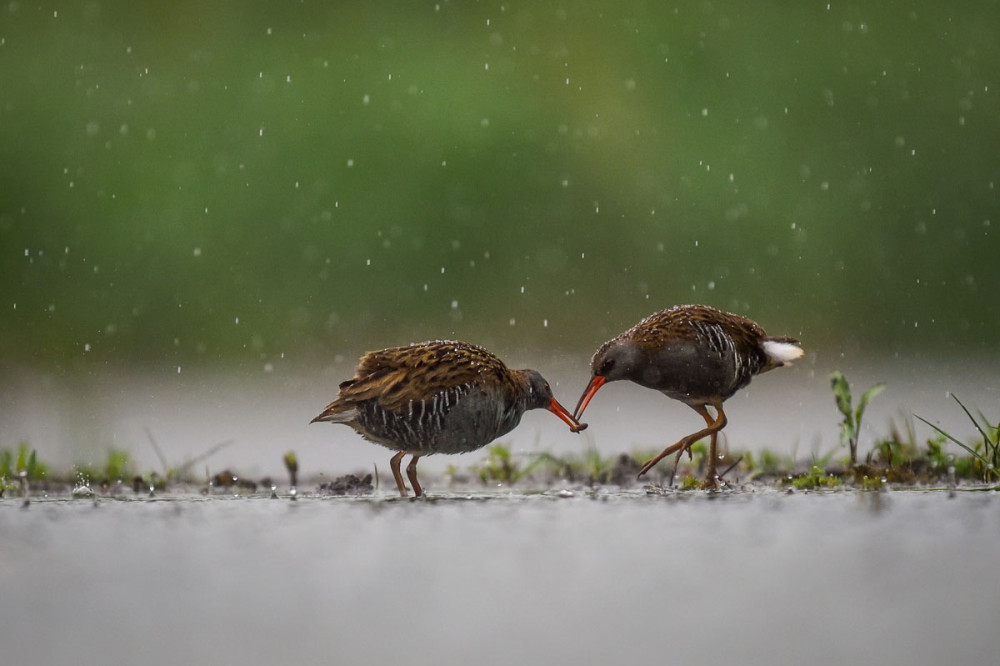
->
[573,304,803,487]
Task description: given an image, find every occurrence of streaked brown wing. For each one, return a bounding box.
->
[336,340,503,413]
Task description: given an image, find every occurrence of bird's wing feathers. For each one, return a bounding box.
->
[330,341,500,413]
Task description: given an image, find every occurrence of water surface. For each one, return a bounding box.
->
[2,488,996,665]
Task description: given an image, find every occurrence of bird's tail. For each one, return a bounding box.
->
[310,402,358,424]
[760,337,804,372]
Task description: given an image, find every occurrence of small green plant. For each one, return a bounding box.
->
[791,465,842,490]
[75,448,136,486]
[1,442,48,498]
[1,442,48,482]
[830,371,885,465]
[679,473,702,490]
[474,443,531,485]
[915,394,999,483]
[744,448,789,476]
[857,474,886,491]
[579,448,617,484]
[283,451,299,487]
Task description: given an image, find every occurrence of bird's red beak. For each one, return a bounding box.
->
[573,375,606,421]
[548,397,588,433]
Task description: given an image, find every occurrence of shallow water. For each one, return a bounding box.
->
[1,488,997,665]
[4,352,998,480]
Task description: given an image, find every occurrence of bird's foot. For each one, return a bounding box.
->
[700,474,732,491]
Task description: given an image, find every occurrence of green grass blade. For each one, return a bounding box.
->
[854,382,885,426]
[950,394,991,449]
[829,371,853,421]
[914,414,989,466]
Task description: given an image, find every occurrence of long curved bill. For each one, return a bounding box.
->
[548,397,588,433]
[573,375,606,421]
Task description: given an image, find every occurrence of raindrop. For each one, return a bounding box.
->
[450,300,459,309]
[193,247,202,257]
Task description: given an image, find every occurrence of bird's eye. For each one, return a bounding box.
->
[600,359,615,375]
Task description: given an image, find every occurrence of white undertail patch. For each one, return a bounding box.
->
[762,340,804,365]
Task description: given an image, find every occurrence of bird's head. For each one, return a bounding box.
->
[574,340,643,420]
[520,369,587,433]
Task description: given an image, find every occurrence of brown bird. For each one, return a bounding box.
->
[573,304,803,487]
[312,340,585,497]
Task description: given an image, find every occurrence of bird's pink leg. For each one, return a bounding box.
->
[406,454,423,498]
[692,402,727,487]
[638,401,727,482]
[390,451,409,497]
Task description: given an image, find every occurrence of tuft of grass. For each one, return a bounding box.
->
[742,448,794,477]
[74,448,136,486]
[915,394,999,483]
[790,465,843,490]
[1,442,48,480]
[473,443,536,485]
[678,473,702,490]
[1,443,49,495]
[830,371,885,465]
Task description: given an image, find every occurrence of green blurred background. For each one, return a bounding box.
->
[3,0,999,376]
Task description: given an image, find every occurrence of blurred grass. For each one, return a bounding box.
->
[2,1,998,372]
